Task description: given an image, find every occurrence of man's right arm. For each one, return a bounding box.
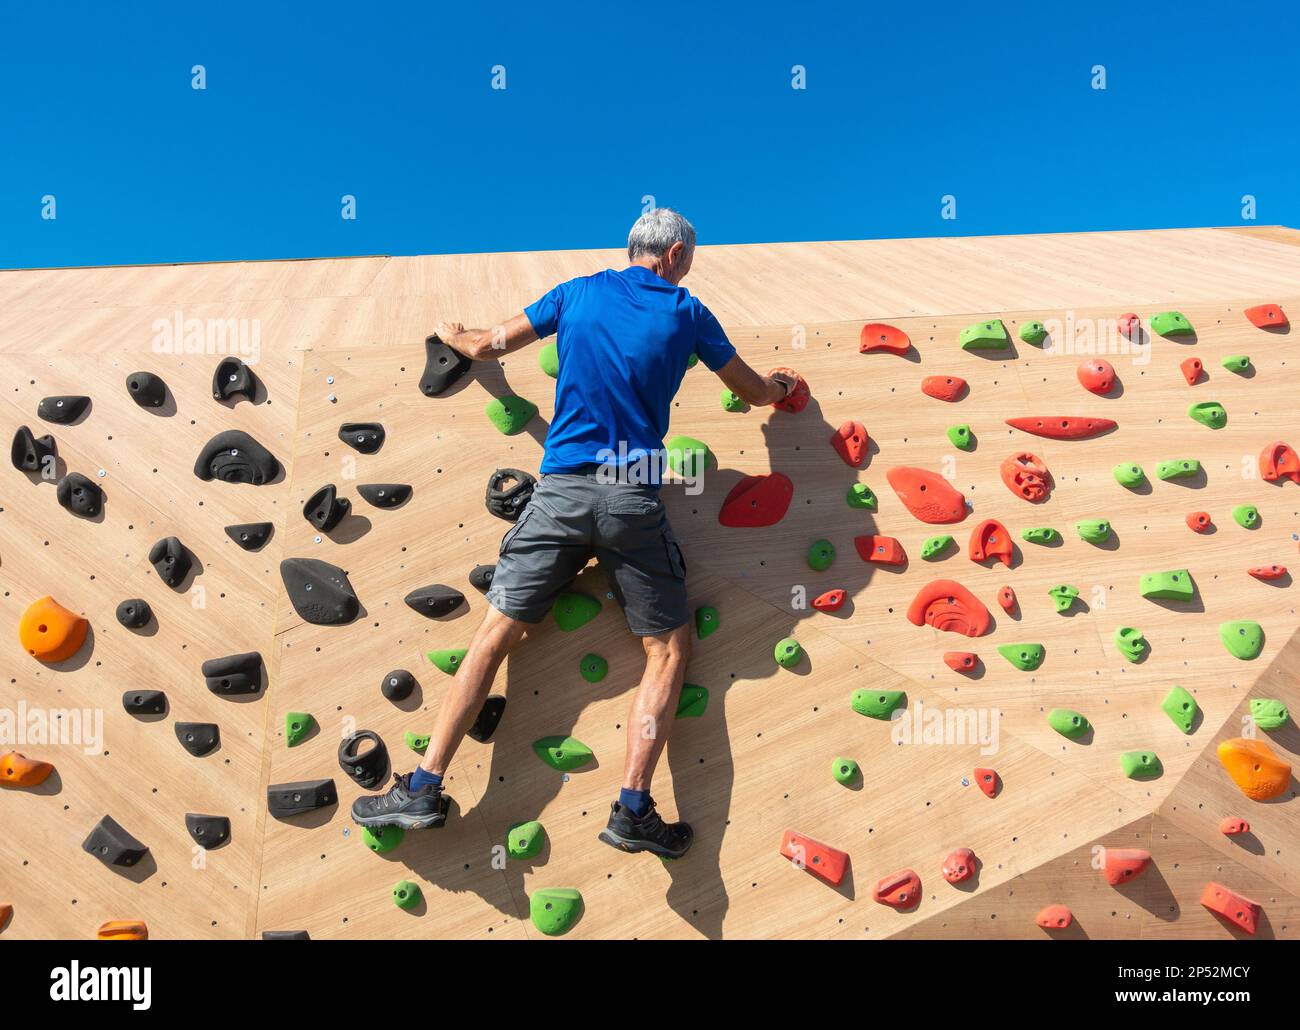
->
[715,355,796,406]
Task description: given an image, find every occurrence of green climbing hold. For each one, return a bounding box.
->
[1076,519,1111,544]
[1139,569,1193,601]
[686,352,699,369]
[960,319,1010,351]
[552,591,601,631]
[404,730,430,753]
[1250,698,1289,731]
[947,424,973,450]
[363,825,405,854]
[1219,621,1264,660]
[774,637,803,668]
[1231,504,1260,529]
[1161,686,1198,734]
[1019,320,1048,345]
[832,757,860,784]
[1022,527,1059,545]
[807,539,836,571]
[1048,584,1079,614]
[1114,626,1147,663]
[392,880,422,910]
[998,642,1045,671]
[1156,459,1200,481]
[695,605,720,639]
[538,342,559,378]
[851,688,906,720]
[1048,708,1090,739]
[427,648,468,675]
[531,735,595,772]
[1188,401,1226,429]
[676,684,709,718]
[846,483,878,510]
[506,820,545,860]
[921,534,955,560]
[1120,751,1162,780]
[485,395,538,435]
[1151,311,1194,337]
[1112,463,1145,488]
[1221,354,1250,373]
[530,888,583,936]
[721,388,745,412]
[579,653,608,683]
[666,435,711,478]
[285,711,315,747]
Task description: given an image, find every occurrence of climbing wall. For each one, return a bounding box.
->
[3,227,1300,939]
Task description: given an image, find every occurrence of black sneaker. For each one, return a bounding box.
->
[598,798,693,859]
[350,773,450,830]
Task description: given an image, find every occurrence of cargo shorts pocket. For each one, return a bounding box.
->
[663,528,687,579]
[498,505,536,555]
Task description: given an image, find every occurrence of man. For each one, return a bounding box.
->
[352,208,798,859]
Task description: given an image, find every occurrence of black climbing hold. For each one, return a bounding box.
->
[201,651,263,695]
[380,669,416,702]
[280,558,360,625]
[57,472,103,517]
[339,422,385,454]
[37,395,90,424]
[403,585,466,619]
[262,930,311,940]
[469,564,495,592]
[357,483,412,508]
[122,689,166,715]
[267,778,337,819]
[175,721,220,757]
[468,695,506,743]
[149,536,192,588]
[10,426,56,472]
[194,429,280,485]
[486,468,536,521]
[303,484,350,531]
[115,598,152,629]
[338,730,390,788]
[184,813,231,848]
[82,814,149,868]
[212,356,256,402]
[125,371,167,408]
[224,521,273,550]
[419,334,471,396]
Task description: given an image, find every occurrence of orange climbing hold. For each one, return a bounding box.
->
[1186,511,1212,533]
[1244,303,1288,330]
[1180,356,1204,386]
[885,467,967,524]
[859,322,911,354]
[0,903,11,931]
[18,596,88,663]
[906,580,991,637]
[1117,313,1140,339]
[873,869,922,909]
[1077,358,1116,395]
[812,588,846,612]
[1217,737,1291,800]
[969,519,1013,566]
[855,534,907,566]
[943,651,978,673]
[1005,416,1116,440]
[97,920,148,941]
[997,585,1017,614]
[1259,441,1300,484]
[0,750,53,788]
[999,451,1052,502]
[1101,848,1152,886]
[1248,565,1286,581]
[1200,882,1260,935]
[921,375,967,402]
[718,473,794,528]
[1219,816,1250,836]
[770,367,809,413]
[974,767,999,798]
[830,420,869,467]
[942,847,976,884]
[1036,904,1073,930]
[779,829,849,886]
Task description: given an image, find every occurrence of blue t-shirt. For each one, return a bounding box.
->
[524,265,736,474]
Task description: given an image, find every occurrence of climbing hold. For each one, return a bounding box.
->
[392,880,422,911]
[1244,303,1287,330]
[718,472,794,527]
[532,736,594,772]
[959,319,1009,351]
[82,815,149,868]
[872,869,922,909]
[973,767,999,797]
[1076,518,1111,544]
[1188,401,1227,429]
[485,395,538,435]
[676,684,709,718]
[37,395,90,424]
[720,389,745,412]
[1036,905,1072,930]
[212,356,255,401]
[1077,358,1116,395]
[97,920,148,941]
[1005,416,1116,440]
[855,534,906,566]
[1151,311,1194,337]
[1217,738,1290,800]
[1219,817,1249,837]
[695,605,720,639]
[1140,568,1194,601]
[1200,882,1260,935]
[122,690,166,715]
[357,483,412,508]
[280,558,360,625]
[426,649,467,676]
[1048,708,1089,738]
[885,466,967,524]
[363,825,404,854]
[1249,564,1286,581]
[1231,504,1260,529]
[859,322,911,354]
[807,539,836,571]
[667,436,711,478]
[769,367,810,413]
[1249,698,1289,731]
[946,424,973,450]
[846,483,877,510]
[193,430,280,484]
[1120,751,1162,780]
[485,468,536,521]
[942,847,976,884]
[850,688,905,720]
[1112,462,1145,488]
[812,588,846,612]
[404,731,429,753]
[774,637,803,668]
[1048,584,1078,614]
[1186,511,1212,533]
[469,564,495,592]
[0,751,53,788]
[468,696,506,742]
[1114,627,1147,662]
[998,642,1044,671]
[115,598,151,629]
[18,596,88,662]
[175,722,219,757]
[1161,685,1198,734]
[1117,313,1140,338]
[1019,321,1048,345]
[507,820,545,859]
[921,534,954,560]
[1219,620,1264,660]
[998,585,1017,613]
[1222,354,1251,374]
[1101,848,1151,886]
[779,830,849,886]
[202,651,263,695]
[125,371,167,407]
[184,813,230,848]
[530,888,584,935]
[552,591,601,631]
[419,334,471,396]
[404,585,466,619]
[579,653,608,683]
[538,342,559,378]
[831,757,859,784]
[339,731,390,789]
[381,669,417,700]
[1157,459,1200,481]
[920,375,967,402]
[1021,527,1058,545]
[303,484,350,531]
[943,651,978,673]
[1000,451,1052,502]
[906,579,991,636]
[10,426,55,473]
[285,712,315,747]
[56,473,103,517]
[1259,441,1300,483]
[969,519,1013,566]
[267,779,337,818]
[261,930,310,940]
[224,521,273,549]
[1180,356,1203,386]
[830,420,869,467]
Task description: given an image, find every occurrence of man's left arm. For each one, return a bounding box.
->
[435,313,539,360]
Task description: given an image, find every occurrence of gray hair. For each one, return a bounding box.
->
[627,208,696,260]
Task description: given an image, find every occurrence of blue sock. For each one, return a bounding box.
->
[410,767,442,791]
[618,788,650,817]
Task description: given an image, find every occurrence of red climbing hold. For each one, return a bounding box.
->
[855,534,907,566]
[718,473,794,528]
[1248,565,1286,580]
[1186,511,1212,533]
[997,585,1017,613]
[770,367,809,413]
[1036,904,1073,930]
[1259,441,1300,484]
[859,323,911,355]
[812,589,846,612]
[973,767,999,798]
[1101,848,1151,886]
[1219,817,1249,836]
[921,375,967,402]
[779,829,849,886]
[1077,358,1116,395]
[872,869,922,909]
[1000,451,1052,503]
[1005,416,1116,440]
[1200,882,1260,935]
[906,580,992,637]
[885,467,968,524]
[969,519,1013,566]
[943,651,978,673]
[1180,357,1204,386]
[942,847,976,884]
[830,421,869,467]
[1244,303,1288,330]
[1117,313,1140,339]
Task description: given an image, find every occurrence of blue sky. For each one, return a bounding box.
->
[2,1,1295,268]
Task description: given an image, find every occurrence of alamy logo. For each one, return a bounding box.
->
[49,962,151,1010]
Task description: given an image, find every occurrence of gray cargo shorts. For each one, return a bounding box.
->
[485,472,689,636]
